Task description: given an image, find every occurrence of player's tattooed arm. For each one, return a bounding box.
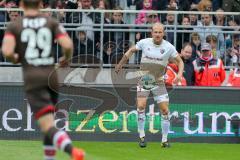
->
[115,46,138,73]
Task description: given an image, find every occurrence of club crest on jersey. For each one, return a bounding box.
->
[160,49,165,54]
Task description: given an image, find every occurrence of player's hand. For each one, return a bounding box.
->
[115,64,122,74]
[59,56,70,67]
[173,74,181,85]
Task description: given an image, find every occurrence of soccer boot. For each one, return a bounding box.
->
[139,137,147,148]
[72,147,85,160]
[161,141,170,148]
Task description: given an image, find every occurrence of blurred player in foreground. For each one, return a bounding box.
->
[115,22,184,148]
[2,0,84,159]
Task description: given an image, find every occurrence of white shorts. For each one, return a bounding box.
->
[137,85,169,103]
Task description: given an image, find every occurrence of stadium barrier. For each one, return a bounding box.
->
[0,82,240,143]
[0,9,240,67]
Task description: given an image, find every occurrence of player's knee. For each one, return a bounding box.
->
[161,108,169,115]
[137,101,146,110]
[137,105,146,111]
[161,108,170,120]
[161,113,170,121]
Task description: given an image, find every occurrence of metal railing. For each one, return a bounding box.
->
[0,8,240,68]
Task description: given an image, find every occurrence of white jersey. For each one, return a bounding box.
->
[136,38,178,66]
[135,38,178,84]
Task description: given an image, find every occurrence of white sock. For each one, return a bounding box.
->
[161,114,170,142]
[137,109,146,138]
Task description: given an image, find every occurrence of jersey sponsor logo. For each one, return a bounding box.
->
[145,56,163,61]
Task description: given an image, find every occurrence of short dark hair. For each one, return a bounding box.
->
[182,42,192,50]
[206,35,217,43]
[22,0,41,9]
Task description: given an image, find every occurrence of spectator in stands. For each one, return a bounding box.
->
[165,62,187,86]
[103,7,129,64]
[190,0,201,10]
[79,0,99,41]
[56,0,66,8]
[190,32,201,60]
[177,15,192,52]
[51,0,66,22]
[0,0,5,7]
[167,0,178,10]
[135,0,153,24]
[197,0,212,11]
[227,61,240,87]
[5,0,17,8]
[193,43,226,86]
[189,8,199,25]
[66,0,100,39]
[225,16,240,49]
[66,0,101,62]
[179,43,195,86]
[164,9,177,45]
[8,9,19,22]
[152,0,168,10]
[106,0,125,9]
[127,0,142,9]
[136,11,159,42]
[73,30,95,63]
[95,0,108,10]
[194,13,224,50]
[206,35,223,59]
[225,34,240,66]
[5,0,19,22]
[226,16,240,31]
[93,0,109,9]
[213,8,226,26]
[133,0,168,10]
[95,0,111,23]
[178,0,192,11]
[8,7,20,22]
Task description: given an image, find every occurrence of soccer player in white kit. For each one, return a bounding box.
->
[115,23,184,148]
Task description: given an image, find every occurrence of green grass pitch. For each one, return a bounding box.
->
[0,140,240,160]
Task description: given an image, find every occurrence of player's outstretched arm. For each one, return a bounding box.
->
[57,35,73,67]
[173,55,184,84]
[115,46,138,73]
[2,34,19,64]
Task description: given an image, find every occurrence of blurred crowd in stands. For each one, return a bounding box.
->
[0,0,240,87]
